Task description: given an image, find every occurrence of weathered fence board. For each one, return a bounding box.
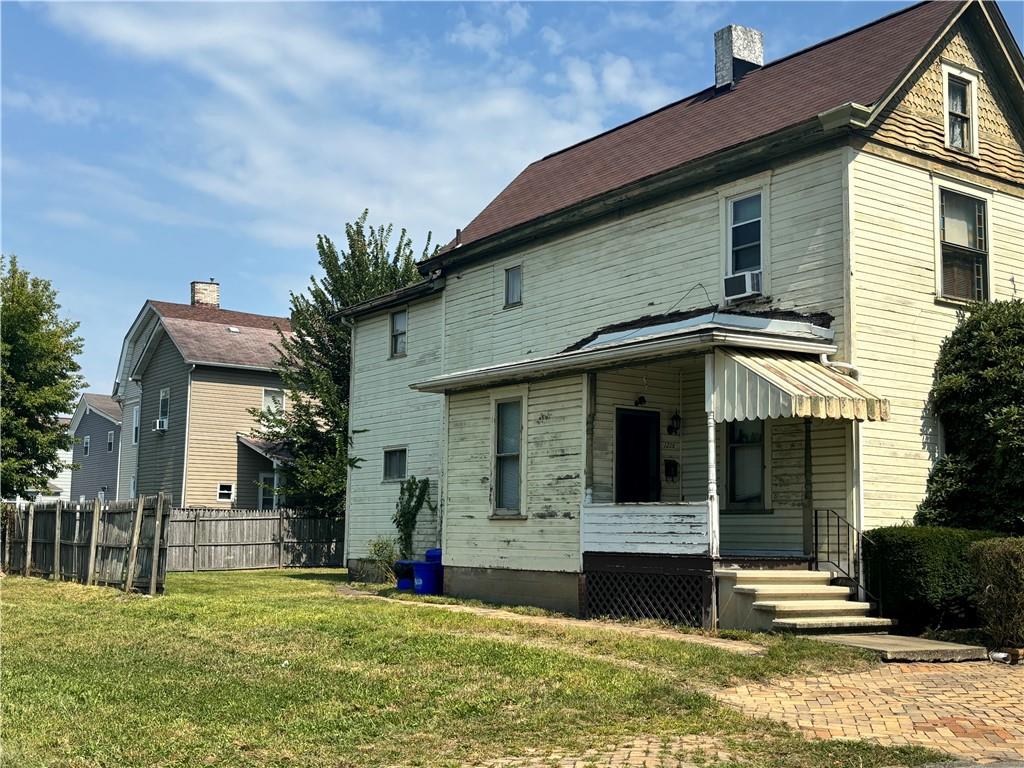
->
[164,508,343,572]
[3,497,170,592]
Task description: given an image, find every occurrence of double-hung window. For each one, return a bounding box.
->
[729,193,762,275]
[390,310,407,358]
[494,398,523,514]
[947,75,972,152]
[83,435,90,456]
[726,420,764,510]
[158,388,170,425]
[132,405,140,445]
[107,430,114,452]
[939,188,988,301]
[217,483,234,502]
[383,448,407,482]
[504,265,522,307]
[262,388,285,413]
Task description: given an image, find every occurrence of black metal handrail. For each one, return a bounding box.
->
[812,508,879,608]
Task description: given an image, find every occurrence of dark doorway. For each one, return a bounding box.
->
[615,409,661,503]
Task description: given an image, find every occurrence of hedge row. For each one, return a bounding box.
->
[970,537,1024,647]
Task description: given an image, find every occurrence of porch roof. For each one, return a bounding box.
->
[411,312,837,394]
[713,348,889,422]
[237,434,292,463]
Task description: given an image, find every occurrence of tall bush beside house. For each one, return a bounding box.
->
[970,538,1024,648]
[917,300,1024,535]
[864,526,999,632]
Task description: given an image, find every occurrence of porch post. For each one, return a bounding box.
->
[803,418,814,558]
[584,372,596,505]
[704,354,719,559]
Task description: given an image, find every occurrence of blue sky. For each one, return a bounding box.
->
[3,2,1021,395]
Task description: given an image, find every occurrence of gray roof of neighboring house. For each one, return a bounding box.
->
[138,301,292,373]
[82,394,122,424]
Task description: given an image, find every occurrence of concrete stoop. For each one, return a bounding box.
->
[717,568,895,633]
[811,633,989,662]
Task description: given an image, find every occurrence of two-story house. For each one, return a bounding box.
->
[344,0,1024,630]
[112,281,292,508]
[69,394,122,502]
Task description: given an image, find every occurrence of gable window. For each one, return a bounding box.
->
[217,483,234,502]
[726,420,764,509]
[942,63,978,155]
[158,388,170,426]
[83,435,90,456]
[940,188,988,301]
[729,193,762,275]
[390,310,407,358]
[383,448,407,482]
[494,398,523,514]
[504,265,522,307]
[262,388,285,413]
[107,430,114,452]
[132,405,140,445]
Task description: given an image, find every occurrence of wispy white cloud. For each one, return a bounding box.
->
[3,80,99,125]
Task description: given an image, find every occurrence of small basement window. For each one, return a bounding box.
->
[504,265,522,307]
[390,310,407,358]
[217,483,234,502]
[383,448,407,482]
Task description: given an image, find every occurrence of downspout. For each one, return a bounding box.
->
[819,353,859,379]
[180,364,195,507]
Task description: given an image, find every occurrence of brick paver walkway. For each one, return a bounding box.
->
[718,661,1024,764]
[475,736,730,767]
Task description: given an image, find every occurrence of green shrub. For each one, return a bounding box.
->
[970,537,1024,648]
[864,525,999,632]
[365,536,400,583]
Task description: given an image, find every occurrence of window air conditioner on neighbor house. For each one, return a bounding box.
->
[153,418,168,432]
[723,270,762,302]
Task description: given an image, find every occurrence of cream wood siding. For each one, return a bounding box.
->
[137,333,189,506]
[444,376,583,573]
[442,149,848,375]
[851,149,1023,529]
[184,367,281,509]
[347,296,443,560]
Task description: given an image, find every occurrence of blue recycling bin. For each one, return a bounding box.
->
[425,547,442,563]
[413,560,442,595]
[394,560,416,591]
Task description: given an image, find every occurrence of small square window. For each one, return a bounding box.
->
[217,483,234,502]
[107,430,114,452]
[390,310,407,358]
[504,265,522,307]
[383,448,407,481]
[262,388,285,413]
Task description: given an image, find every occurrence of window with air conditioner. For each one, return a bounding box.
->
[722,186,767,302]
[155,388,170,431]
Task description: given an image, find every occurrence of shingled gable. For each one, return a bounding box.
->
[130,300,292,378]
[425,1,973,266]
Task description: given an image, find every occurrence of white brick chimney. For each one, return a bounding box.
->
[715,25,764,89]
[190,279,220,308]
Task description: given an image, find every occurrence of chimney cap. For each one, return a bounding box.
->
[715,24,764,90]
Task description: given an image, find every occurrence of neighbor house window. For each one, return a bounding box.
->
[727,420,764,509]
[728,193,762,275]
[390,310,407,358]
[940,188,988,301]
[383,448,407,482]
[83,436,90,456]
[98,486,107,502]
[132,405,140,445]
[130,474,137,499]
[217,483,234,502]
[258,472,278,509]
[262,388,285,413]
[494,399,523,513]
[943,63,978,154]
[504,265,522,307]
[159,388,170,424]
[107,430,114,452]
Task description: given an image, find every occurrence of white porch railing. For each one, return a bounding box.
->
[580,502,710,555]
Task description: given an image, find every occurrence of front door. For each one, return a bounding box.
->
[615,409,661,503]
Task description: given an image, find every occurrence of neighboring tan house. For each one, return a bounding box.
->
[344,0,1024,630]
[112,281,291,508]
[69,394,122,502]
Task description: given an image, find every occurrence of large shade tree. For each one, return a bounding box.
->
[1,256,84,499]
[916,299,1024,535]
[252,210,434,515]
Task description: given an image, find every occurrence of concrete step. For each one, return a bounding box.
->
[718,569,835,585]
[754,599,873,617]
[772,615,895,633]
[733,584,854,600]
[811,633,986,661]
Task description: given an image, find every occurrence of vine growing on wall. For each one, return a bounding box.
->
[393,476,436,559]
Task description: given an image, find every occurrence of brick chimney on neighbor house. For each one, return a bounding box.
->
[715,24,764,90]
[190,279,220,308]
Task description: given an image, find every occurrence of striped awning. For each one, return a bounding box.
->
[713,349,890,422]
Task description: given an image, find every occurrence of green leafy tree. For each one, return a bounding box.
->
[917,299,1024,535]
[1,256,84,499]
[252,210,433,515]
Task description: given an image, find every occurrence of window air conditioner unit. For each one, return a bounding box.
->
[153,418,168,432]
[723,270,762,302]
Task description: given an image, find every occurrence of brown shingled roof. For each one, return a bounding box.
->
[148,301,291,371]
[441,0,961,254]
[83,393,122,423]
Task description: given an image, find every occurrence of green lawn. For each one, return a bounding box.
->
[1,570,941,767]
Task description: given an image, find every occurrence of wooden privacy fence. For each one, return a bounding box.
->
[164,508,344,571]
[3,495,170,594]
